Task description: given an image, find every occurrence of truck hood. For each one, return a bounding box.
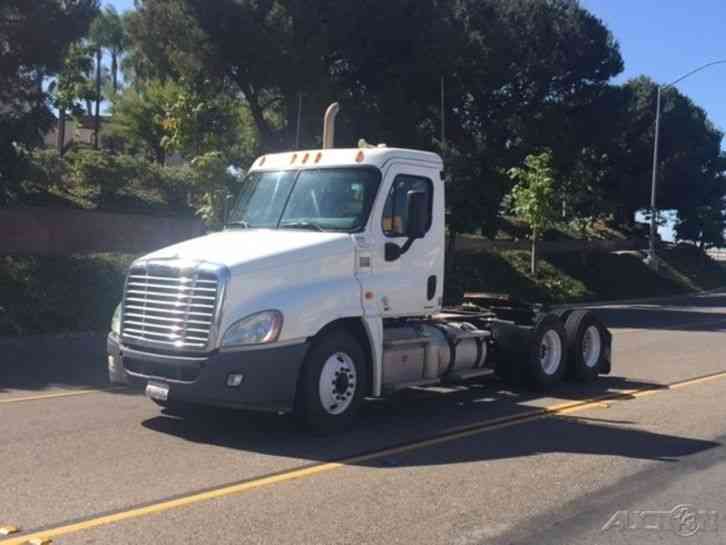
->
[140,228,354,272]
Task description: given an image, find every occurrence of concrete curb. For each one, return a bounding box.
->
[552,287,726,310]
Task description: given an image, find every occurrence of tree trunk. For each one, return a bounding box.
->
[57,109,67,156]
[446,230,457,273]
[531,235,537,276]
[93,48,102,150]
[238,79,276,150]
[111,51,118,93]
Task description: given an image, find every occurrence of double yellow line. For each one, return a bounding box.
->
[2,369,726,545]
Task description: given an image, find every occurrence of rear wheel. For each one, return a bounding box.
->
[564,310,607,382]
[525,313,567,389]
[296,329,368,434]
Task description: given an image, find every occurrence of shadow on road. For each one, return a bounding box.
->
[593,304,726,332]
[0,333,142,395]
[141,375,719,469]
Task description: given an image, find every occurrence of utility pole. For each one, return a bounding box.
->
[648,60,726,266]
[295,93,303,149]
[440,76,446,156]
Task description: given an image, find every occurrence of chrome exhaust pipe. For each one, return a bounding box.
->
[322,102,339,149]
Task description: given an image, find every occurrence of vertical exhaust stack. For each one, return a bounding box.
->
[322,102,340,149]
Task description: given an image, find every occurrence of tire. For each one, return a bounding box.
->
[491,322,529,386]
[551,308,573,322]
[525,313,567,389]
[295,329,369,434]
[564,310,607,383]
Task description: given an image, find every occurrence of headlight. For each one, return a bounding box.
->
[221,310,283,348]
[111,303,122,336]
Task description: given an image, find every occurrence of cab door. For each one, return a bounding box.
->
[360,161,444,317]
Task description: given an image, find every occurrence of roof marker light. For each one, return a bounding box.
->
[355,150,365,163]
[315,152,323,163]
[259,156,266,166]
[302,152,310,164]
[290,153,298,164]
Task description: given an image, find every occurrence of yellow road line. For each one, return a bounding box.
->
[0,388,118,405]
[3,369,726,545]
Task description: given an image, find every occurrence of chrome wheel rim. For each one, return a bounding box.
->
[582,326,602,368]
[318,352,357,415]
[540,330,563,376]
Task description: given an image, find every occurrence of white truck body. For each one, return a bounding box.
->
[107,111,611,432]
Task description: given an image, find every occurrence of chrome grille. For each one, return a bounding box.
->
[120,261,222,351]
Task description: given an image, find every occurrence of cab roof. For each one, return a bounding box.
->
[248,147,443,172]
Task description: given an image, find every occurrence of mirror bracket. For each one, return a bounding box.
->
[385,238,416,262]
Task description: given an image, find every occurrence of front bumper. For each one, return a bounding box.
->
[107,334,309,413]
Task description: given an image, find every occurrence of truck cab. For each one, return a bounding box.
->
[107,106,611,433]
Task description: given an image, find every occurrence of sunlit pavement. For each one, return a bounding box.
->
[2,292,726,545]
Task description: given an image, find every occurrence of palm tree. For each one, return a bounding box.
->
[103,7,128,93]
[88,16,105,149]
[88,7,127,149]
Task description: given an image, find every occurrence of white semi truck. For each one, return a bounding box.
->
[107,103,611,433]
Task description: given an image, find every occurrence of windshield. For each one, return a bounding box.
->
[227,167,381,232]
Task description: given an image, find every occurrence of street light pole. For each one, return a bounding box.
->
[648,86,661,265]
[648,60,726,266]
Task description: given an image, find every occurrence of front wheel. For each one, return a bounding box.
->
[296,329,368,434]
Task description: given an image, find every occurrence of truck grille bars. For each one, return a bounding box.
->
[120,260,227,352]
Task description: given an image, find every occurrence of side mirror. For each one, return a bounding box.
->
[406,190,428,239]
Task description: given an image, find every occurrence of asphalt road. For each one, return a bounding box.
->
[2,291,726,545]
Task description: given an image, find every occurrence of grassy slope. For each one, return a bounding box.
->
[0,254,136,336]
[448,245,726,305]
[1,243,724,337]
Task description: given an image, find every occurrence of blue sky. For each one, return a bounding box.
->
[582,0,726,139]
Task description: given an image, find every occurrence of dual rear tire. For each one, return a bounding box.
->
[495,310,608,389]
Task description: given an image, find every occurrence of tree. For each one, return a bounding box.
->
[509,151,559,274]
[675,201,726,250]
[446,0,623,236]
[110,79,255,165]
[100,7,128,94]
[49,42,95,155]
[110,80,178,163]
[597,77,724,224]
[0,0,99,202]
[162,84,248,162]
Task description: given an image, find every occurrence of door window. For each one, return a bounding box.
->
[381,174,433,237]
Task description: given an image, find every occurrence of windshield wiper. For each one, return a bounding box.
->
[279,221,326,232]
[226,220,250,229]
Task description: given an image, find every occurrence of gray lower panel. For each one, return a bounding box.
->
[107,334,309,412]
